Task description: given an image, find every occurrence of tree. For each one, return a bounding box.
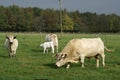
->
[33,16,45,32]
[23,7,34,31]
[69,10,85,32]
[62,12,74,31]
[0,5,120,32]
[41,9,59,31]
[0,6,8,31]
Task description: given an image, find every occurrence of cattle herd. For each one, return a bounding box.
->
[4,34,113,69]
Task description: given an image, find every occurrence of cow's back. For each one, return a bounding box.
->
[45,34,52,41]
[45,34,58,46]
[80,38,104,56]
[62,38,104,57]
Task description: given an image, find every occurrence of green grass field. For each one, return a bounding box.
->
[0,33,120,80]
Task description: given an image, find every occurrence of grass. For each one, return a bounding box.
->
[0,32,120,80]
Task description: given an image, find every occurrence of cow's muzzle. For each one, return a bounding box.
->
[56,62,61,68]
[10,42,13,44]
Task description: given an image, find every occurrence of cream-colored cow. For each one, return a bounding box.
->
[45,34,58,52]
[4,35,18,57]
[40,41,54,53]
[55,38,112,68]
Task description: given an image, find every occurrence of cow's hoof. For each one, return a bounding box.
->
[66,64,70,69]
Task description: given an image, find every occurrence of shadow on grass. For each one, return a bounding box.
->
[117,63,120,65]
[0,55,8,58]
[43,63,58,69]
[31,49,43,53]
[43,63,81,69]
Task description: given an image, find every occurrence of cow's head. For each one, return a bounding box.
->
[40,43,43,47]
[6,35,16,44]
[55,53,68,67]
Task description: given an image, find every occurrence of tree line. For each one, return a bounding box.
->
[0,5,120,32]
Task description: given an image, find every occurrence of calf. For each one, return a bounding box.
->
[40,41,54,53]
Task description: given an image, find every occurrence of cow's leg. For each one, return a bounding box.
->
[66,63,70,69]
[10,52,14,57]
[13,51,16,57]
[44,47,46,53]
[11,50,14,57]
[9,50,12,58]
[10,50,16,57]
[55,45,58,53]
[46,49,48,53]
[9,52,11,58]
[81,55,85,68]
[101,54,105,67]
[95,55,99,67]
[51,46,54,53]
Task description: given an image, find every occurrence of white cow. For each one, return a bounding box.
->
[55,38,112,68]
[45,34,58,52]
[40,41,54,53]
[4,35,18,57]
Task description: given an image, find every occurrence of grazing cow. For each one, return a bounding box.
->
[55,38,111,68]
[40,41,54,53]
[45,34,58,52]
[4,35,18,57]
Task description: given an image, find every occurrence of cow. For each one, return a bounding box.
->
[55,38,111,69]
[40,41,54,53]
[45,34,58,52]
[4,35,18,58]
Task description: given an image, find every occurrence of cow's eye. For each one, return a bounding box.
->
[61,54,63,57]
[61,54,67,59]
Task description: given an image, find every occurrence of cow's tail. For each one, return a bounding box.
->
[104,46,114,52]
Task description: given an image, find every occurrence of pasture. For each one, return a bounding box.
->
[0,33,120,80]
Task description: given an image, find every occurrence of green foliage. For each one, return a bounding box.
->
[0,5,120,32]
[0,33,120,80]
[41,9,59,31]
[62,12,74,31]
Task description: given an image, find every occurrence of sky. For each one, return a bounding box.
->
[0,0,120,16]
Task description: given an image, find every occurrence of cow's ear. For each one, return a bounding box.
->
[14,36,16,39]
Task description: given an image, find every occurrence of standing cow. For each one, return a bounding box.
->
[4,35,18,58]
[45,34,58,52]
[40,41,54,53]
[55,38,111,68]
